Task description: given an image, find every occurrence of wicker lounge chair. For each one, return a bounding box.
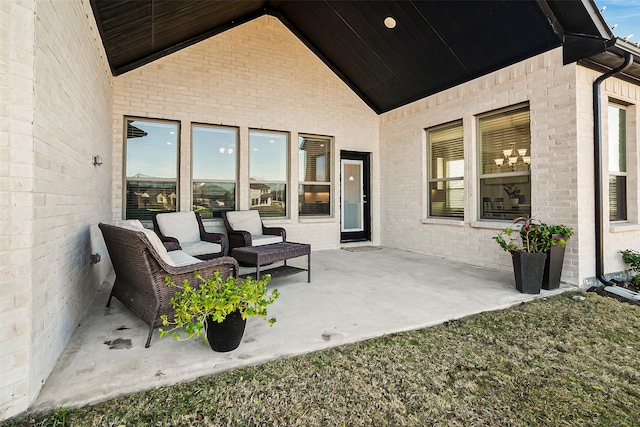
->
[221,210,286,252]
[153,211,227,259]
[99,222,239,347]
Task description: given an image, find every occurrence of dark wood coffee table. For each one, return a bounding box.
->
[231,242,311,282]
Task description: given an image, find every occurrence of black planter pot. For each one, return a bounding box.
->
[511,251,547,294]
[206,310,247,352]
[542,235,568,290]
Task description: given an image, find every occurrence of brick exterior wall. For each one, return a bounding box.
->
[0,0,36,418]
[111,15,380,250]
[379,48,640,287]
[379,49,583,283]
[577,66,640,284]
[0,0,113,419]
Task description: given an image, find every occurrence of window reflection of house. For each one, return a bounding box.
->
[249,183,273,208]
[126,181,177,220]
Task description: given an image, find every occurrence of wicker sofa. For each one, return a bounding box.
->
[99,222,239,347]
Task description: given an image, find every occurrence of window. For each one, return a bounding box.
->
[192,125,237,219]
[249,130,288,217]
[124,118,179,220]
[609,104,627,221]
[298,135,331,216]
[427,121,464,219]
[478,105,531,221]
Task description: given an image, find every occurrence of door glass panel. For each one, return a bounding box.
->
[342,161,363,232]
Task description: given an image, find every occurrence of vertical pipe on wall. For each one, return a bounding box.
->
[592,51,633,285]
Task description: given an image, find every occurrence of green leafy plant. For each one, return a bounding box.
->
[545,224,574,248]
[620,249,640,284]
[159,270,279,343]
[493,216,554,253]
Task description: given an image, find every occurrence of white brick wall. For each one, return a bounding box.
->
[379,49,583,284]
[576,66,640,283]
[112,15,380,250]
[1,0,37,419]
[0,0,113,419]
[379,48,640,287]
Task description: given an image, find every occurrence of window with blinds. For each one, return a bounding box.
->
[478,105,531,220]
[124,118,179,220]
[298,135,332,217]
[249,130,288,217]
[427,121,464,219]
[609,104,627,221]
[192,124,237,219]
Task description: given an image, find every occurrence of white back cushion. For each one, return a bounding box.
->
[118,224,178,266]
[226,210,263,236]
[156,212,201,244]
[114,219,144,229]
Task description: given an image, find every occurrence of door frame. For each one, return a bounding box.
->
[340,150,371,243]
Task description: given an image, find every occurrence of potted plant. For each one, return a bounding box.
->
[542,224,574,290]
[503,184,521,208]
[493,216,553,294]
[159,271,279,352]
[620,249,640,286]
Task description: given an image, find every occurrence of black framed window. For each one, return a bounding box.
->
[427,121,464,219]
[124,118,179,220]
[192,125,237,219]
[609,104,627,221]
[249,130,288,217]
[478,105,531,221]
[298,135,331,216]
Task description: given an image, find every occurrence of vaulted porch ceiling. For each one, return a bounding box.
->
[90,0,615,114]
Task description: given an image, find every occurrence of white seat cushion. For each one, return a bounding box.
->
[251,234,283,246]
[156,212,201,244]
[166,250,201,267]
[225,210,263,236]
[180,241,222,257]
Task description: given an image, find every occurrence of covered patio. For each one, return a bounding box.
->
[31,247,569,412]
[5,0,640,420]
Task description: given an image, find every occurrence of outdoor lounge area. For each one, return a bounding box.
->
[30,247,570,412]
[4,0,640,421]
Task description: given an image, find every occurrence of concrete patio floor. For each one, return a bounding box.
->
[31,247,570,413]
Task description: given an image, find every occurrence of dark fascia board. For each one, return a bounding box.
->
[539,0,615,65]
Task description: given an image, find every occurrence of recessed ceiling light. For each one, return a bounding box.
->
[384,16,396,29]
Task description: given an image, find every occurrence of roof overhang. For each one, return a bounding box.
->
[580,38,640,86]
[90,0,626,114]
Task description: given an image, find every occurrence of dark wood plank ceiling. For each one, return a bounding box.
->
[90,0,611,114]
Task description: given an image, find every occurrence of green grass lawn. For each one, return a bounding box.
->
[4,291,639,426]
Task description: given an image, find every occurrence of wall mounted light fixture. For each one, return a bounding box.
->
[93,155,103,166]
